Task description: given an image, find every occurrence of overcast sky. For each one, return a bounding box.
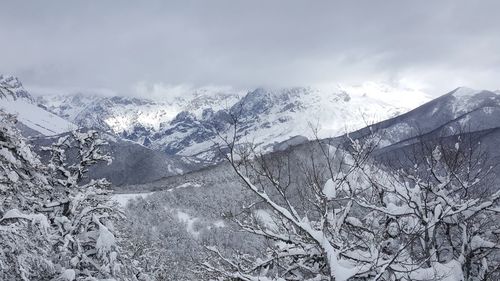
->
[1,1,499,97]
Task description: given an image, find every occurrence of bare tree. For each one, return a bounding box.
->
[201,109,386,280]
[364,130,500,280]
[201,113,500,281]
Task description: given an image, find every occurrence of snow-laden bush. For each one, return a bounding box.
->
[0,112,56,280]
[0,112,138,280]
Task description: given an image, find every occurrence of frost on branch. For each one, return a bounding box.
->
[0,111,55,280]
[363,137,500,280]
[202,122,500,281]
[202,128,382,280]
[0,112,136,280]
[43,129,129,280]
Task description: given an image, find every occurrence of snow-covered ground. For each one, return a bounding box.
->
[111,192,155,207]
[0,75,77,136]
[0,98,77,136]
[176,210,200,237]
[167,182,202,192]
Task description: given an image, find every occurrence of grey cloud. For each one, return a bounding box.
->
[1,0,499,97]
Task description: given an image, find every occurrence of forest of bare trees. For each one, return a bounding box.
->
[2,107,500,281]
[200,117,500,280]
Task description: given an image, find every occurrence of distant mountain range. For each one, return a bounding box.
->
[36,88,243,145]
[10,73,500,187]
[0,75,201,186]
[35,81,430,162]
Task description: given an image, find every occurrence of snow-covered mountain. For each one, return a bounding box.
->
[332,86,500,192]
[0,75,77,136]
[346,87,500,149]
[37,83,430,162]
[0,75,203,186]
[149,86,429,161]
[36,89,242,145]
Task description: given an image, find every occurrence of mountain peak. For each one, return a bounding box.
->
[451,87,480,97]
[0,74,34,102]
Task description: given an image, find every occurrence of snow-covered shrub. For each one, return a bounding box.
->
[0,112,55,280]
[43,130,131,280]
[0,112,138,280]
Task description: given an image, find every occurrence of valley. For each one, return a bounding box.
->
[2,74,500,280]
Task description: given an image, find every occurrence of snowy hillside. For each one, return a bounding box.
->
[31,129,204,187]
[346,87,500,148]
[0,75,77,136]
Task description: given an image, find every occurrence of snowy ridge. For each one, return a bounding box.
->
[0,75,33,101]
[0,75,77,136]
[352,86,500,150]
[452,86,479,98]
[449,87,500,118]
